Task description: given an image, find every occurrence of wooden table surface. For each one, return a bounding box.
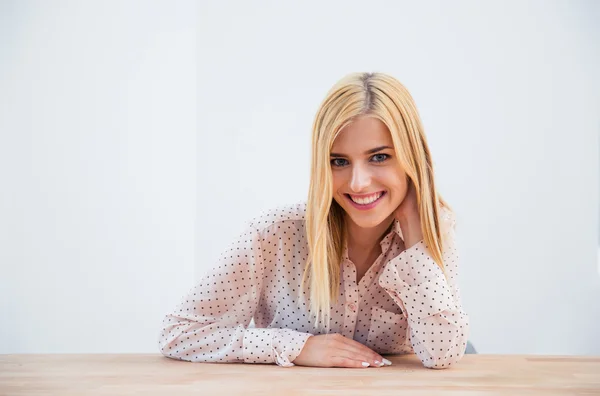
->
[1,354,599,395]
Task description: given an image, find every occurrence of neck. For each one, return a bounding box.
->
[345,214,395,255]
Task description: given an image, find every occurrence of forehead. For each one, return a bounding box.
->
[331,116,392,153]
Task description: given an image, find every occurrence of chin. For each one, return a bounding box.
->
[350,216,389,229]
[343,208,393,229]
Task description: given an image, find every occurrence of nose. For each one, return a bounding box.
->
[349,164,372,193]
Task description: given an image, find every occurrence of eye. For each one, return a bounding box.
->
[330,158,348,167]
[371,153,390,163]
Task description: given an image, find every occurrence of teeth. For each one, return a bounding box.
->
[350,192,383,205]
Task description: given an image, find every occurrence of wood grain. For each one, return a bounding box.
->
[1,354,599,395]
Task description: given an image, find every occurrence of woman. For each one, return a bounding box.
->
[158,72,469,369]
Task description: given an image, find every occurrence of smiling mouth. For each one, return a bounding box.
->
[346,191,385,205]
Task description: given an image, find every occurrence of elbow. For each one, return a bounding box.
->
[423,352,465,369]
[158,332,201,362]
[421,344,466,369]
[411,311,470,370]
[158,335,174,359]
[422,323,470,369]
[158,330,184,361]
[157,315,224,363]
[158,345,177,360]
[157,315,193,361]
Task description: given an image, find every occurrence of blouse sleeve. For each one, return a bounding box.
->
[378,208,470,369]
[158,223,313,367]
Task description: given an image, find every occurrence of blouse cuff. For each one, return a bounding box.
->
[272,329,313,367]
[242,328,312,367]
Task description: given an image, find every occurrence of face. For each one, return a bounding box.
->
[330,115,409,229]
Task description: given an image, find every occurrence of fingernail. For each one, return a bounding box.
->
[382,358,392,366]
[362,362,370,367]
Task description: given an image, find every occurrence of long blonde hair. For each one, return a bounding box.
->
[302,72,452,328]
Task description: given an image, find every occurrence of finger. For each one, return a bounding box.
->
[330,356,371,369]
[332,348,378,368]
[327,341,381,367]
[337,343,384,367]
[333,336,385,367]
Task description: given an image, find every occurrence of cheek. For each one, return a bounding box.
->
[331,171,346,192]
[382,172,408,197]
[397,177,409,193]
[330,174,344,202]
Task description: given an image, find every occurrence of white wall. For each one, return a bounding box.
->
[0,1,196,353]
[198,0,600,355]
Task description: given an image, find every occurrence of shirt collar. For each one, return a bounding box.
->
[342,219,403,262]
[378,219,403,249]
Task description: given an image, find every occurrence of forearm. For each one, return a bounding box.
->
[159,311,313,366]
[379,250,469,368]
[379,207,469,368]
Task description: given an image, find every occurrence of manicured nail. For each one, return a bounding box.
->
[362,362,370,367]
[374,360,383,367]
[382,358,392,366]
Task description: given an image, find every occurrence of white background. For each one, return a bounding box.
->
[2,0,599,355]
[0,1,196,353]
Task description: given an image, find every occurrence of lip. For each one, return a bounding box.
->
[345,191,386,211]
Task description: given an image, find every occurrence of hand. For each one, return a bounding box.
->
[394,178,419,221]
[293,333,391,368]
[394,179,423,248]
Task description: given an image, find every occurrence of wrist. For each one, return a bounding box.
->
[396,211,419,227]
[397,213,423,248]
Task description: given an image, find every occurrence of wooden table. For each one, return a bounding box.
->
[1,354,599,395]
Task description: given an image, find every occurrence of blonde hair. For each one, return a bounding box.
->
[302,72,452,328]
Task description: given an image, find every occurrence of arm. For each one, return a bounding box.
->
[378,209,470,369]
[158,224,313,367]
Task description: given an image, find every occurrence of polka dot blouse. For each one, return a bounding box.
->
[158,201,469,369]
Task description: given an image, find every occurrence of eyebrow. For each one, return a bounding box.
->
[330,145,393,157]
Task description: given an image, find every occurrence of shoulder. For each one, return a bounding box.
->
[245,200,307,235]
[439,204,456,223]
[439,204,457,235]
